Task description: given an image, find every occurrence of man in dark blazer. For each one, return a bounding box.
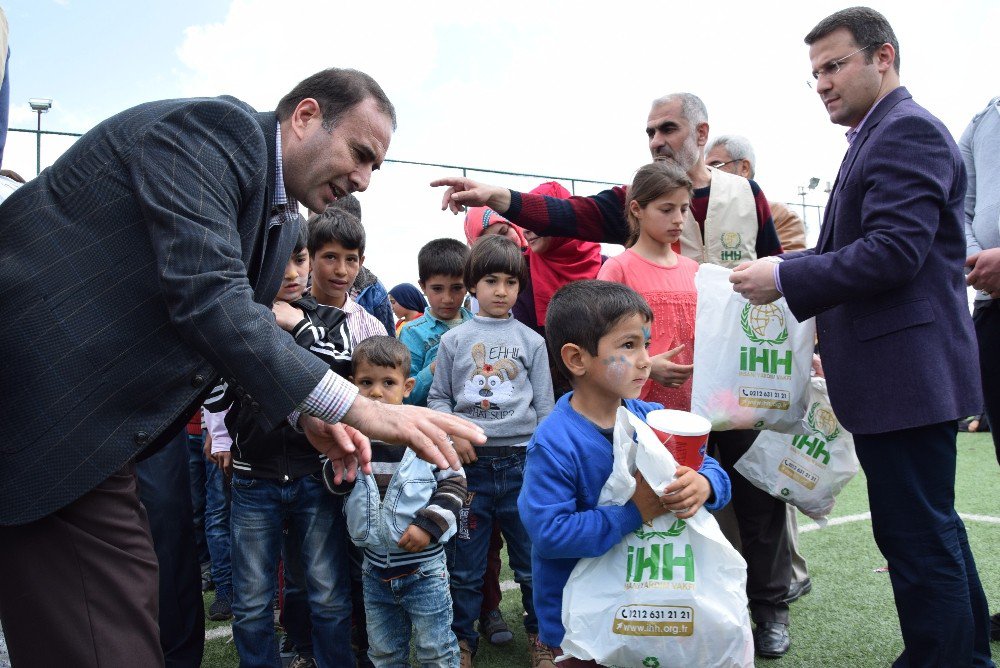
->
[731,8,994,667]
[0,68,482,667]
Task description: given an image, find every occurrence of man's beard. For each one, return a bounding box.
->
[654,133,700,173]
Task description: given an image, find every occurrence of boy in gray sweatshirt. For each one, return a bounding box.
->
[428,234,554,665]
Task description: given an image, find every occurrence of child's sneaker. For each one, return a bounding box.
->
[287,654,316,668]
[207,591,232,621]
[478,609,513,645]
[528,633,556,668]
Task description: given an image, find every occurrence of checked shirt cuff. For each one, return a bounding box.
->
[290,370,359,429]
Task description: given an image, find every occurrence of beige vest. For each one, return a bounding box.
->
[679,167,759,267]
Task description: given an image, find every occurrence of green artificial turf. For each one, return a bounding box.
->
[202,433,1000,667]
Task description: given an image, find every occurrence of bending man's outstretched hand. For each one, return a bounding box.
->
[346,394,484,471]
[430,176,512,215]
[303,397,486,485]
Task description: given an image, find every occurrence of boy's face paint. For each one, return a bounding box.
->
[582,314,652,401]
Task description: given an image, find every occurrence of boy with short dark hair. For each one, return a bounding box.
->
[400,238,474,406]
[305,206,389,665]
[517,280,731,666]
[307,206,388,345]
[428,235,554,666]
[327,336,466,667]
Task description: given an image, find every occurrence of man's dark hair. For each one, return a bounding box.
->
[545,280,653,382]
[805,6,900,73]
[352,335,411,375]
[307,206,366,256]
[275,68,398,131]
[464,235,529,291]
[417,238,469,283]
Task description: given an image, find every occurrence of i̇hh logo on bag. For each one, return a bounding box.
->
[780,402,842,491]
[738,303,792,412]
[735,377,859,522]
[615,519,696,638]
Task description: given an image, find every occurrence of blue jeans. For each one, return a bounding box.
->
[448,451,536,652]
[230,474,351,668]
[363,552,459,667]
[204,452,232,597]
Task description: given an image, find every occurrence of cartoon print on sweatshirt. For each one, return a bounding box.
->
[463,342,519,410]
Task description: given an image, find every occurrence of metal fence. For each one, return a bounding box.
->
[8,126,825,228]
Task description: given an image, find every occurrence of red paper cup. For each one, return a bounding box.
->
[645,410,711,470]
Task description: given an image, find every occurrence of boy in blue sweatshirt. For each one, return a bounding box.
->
[401,238,473,406]
[517,280,731,665]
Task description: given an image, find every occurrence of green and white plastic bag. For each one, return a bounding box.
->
[735,377,859,522]
[559,407,753,667]
[691,263,815,433]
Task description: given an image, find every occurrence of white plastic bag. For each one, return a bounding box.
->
[734,377,859,522]
[559,407,754,667]
[691,263,815,433]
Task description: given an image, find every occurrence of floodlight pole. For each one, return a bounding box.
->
[29,98,53,175]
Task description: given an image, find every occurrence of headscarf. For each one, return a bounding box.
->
[388,283,426,313]
[463,206,527,249]
[525,182,604,325]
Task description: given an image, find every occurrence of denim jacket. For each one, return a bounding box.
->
[343,447,466,560]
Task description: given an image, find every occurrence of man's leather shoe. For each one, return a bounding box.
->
[785,577,812,603]
[754,621,790,658]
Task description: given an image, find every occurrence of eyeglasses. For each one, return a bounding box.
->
[708,159,740,169]
[807,44,878,88]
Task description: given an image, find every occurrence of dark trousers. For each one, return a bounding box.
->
[186,430,211,567]
[854,421,994,667]
[0,465,163,667]
[711,429,791,625]
[973,299,1000,464]
[480,523,504,614]
[137,431,206,668]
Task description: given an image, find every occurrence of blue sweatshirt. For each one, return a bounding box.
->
[399,307,473,406]
[517,394,731,647]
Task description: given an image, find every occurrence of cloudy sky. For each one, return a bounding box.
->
[3,0,996,290]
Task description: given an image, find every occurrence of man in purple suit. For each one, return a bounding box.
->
[731,7,994,667]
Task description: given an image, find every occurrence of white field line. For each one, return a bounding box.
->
[798,511,1000,532]
[203,510,1000,642]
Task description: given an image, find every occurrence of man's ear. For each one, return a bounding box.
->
[358,253,366,268]
[874,42,896,74]
[290,98,322,140]
[402,377,416,398]
[561,343,588,378]
[695,121,710,147]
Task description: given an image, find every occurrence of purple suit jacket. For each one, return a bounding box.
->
[778,87,981,435]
